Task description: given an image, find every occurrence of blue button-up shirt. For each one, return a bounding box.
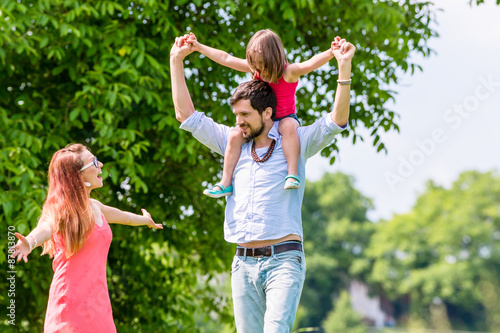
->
[180,111,346,244]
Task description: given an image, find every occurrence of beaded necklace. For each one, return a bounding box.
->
[251,140,276,163]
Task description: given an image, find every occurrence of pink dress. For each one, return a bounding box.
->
[44,214,116,333]
[256,64,299,119]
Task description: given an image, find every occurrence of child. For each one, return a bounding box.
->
[184,30,338,197]
[10,144,163,332]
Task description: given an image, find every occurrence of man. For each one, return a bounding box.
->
[170,35,355,332]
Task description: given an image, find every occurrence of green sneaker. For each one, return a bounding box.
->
[203,183,233,198]
[284,175,300,189]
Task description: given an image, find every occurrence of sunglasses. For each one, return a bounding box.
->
[80,156,99,172]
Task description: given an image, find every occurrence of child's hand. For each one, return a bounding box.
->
[331,36,355,62]
[331,36,341,56]
[175,34,190,47]
[141,209,163,230]
[184,32,200,52]
[171,35,194,58]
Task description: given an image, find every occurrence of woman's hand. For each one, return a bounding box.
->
[10,233,32,263]
[141,209,163,229]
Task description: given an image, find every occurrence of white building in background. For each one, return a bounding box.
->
[349,280,388,328]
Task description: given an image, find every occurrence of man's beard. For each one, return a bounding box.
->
[242,118,265,143]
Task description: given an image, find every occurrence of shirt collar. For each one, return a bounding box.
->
[268,121,280,140]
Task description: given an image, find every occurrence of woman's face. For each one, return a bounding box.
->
[80,149,103,190]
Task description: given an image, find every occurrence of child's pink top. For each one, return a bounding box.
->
[256,64,299,119]
[44,214,116,333]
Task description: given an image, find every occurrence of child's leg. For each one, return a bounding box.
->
[203,128,244,197]
[219,129,244,188]
[278,117,300,189]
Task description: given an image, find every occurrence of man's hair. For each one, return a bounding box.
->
[230,80,277,119]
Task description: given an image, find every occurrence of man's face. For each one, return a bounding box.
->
[233,99,266,142]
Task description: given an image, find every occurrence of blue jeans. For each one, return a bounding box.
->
[275,113,301,126]
[231,245,306,333]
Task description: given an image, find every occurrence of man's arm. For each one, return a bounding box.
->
[330,38,355,127]
[170,35,233,156]
[170,37,196,123]
[297,38,355,159]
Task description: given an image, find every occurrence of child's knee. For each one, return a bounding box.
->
[229,129,244,144]
[279,118,299,134]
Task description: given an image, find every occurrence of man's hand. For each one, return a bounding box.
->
[183,32,201,52]
[170,35,195,59]
[331,36,356,63]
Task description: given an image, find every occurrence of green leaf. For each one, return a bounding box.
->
[136,52,144,67]
[108,90,117,107]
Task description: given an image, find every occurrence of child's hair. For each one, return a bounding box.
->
[230,80,277,119]
[246,29,287,84]
[40,143,95,258]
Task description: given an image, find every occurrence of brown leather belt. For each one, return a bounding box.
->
[235,242,302,257]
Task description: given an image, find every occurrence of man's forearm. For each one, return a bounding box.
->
[170,54,195,123]
[331,60,352,127]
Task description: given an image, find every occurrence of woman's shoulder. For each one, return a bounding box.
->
[90,198,103,208]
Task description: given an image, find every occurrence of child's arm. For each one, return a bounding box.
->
[95,199,163,229]
[284,39,338,82]
[186,32,251,73]
[10,219,54,263]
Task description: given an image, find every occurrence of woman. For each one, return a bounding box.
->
[10,143,163,333]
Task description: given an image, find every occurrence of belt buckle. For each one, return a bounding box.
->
[252,248,264,258]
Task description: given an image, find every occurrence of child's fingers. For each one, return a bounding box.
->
[337,39,347,53]
[175,35,190,47]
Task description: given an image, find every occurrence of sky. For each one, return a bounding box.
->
[305,0,500,221]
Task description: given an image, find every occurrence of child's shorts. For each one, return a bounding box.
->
[275,113,301,126]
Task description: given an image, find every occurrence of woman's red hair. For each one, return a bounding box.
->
[40,144,94,258]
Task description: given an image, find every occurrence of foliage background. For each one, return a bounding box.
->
[0,0,445,331]
[296,170,500,332]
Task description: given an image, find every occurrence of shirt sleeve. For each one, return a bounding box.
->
[298,113,347,159]
[179,111,232,156]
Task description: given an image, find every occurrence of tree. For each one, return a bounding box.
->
[366,171,500,331]
[298,172,375,328]
[0,0,438,331]
[322,290,367,333]
[472,0,500,5]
